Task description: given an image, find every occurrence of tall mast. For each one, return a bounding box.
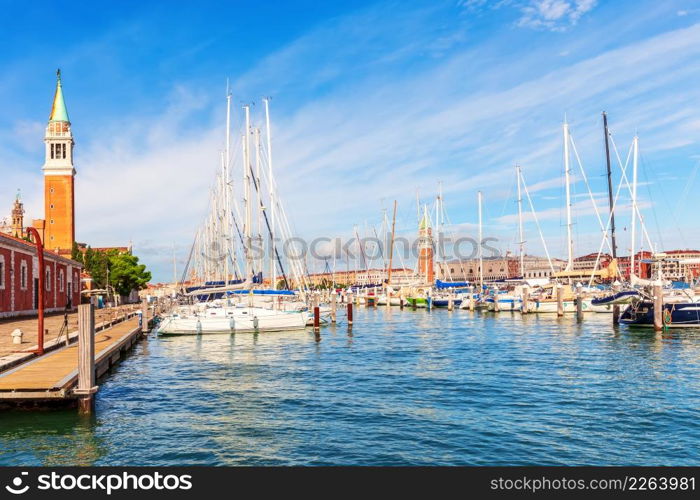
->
[243,105,252,278]
[263,98,276,288]
[516,165,525,278]
[602,112,617,260]
[254,127,263,278]
[172,243,177,285]
[387,200,397,285]
[630,135,639,277]
[220,151,228,283]
[225,86,232,283]
[478,191,483,291]
[563,120,574,270]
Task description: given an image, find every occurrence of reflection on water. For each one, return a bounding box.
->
[1,308,700,465]
[0,411,106,466]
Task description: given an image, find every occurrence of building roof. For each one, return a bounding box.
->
[49,70,70,123]
[0,231,81,267]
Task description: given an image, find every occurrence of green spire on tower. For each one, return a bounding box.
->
[49,69,70,123]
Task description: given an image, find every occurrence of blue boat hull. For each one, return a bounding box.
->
[620,301,700,328]
[432,299,463,308]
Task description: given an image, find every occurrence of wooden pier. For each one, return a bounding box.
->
[0,310,146,409]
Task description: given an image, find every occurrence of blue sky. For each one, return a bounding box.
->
[1,0,699,281]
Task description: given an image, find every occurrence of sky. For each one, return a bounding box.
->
[1,0,699,282]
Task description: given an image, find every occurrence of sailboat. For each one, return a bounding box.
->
[159,92,309,335]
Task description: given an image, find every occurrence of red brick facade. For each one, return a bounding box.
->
[0,232,82,318]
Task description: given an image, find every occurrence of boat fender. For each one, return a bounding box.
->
[229,317,236,332]
[253,316,259,331]
[663,308,672,326]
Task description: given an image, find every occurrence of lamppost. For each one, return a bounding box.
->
[25,227,45,356]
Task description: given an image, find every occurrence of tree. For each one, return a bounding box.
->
[107,252,151,296]
[71,242,83,265]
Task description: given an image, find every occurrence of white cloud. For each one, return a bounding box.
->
[518,0,597,30]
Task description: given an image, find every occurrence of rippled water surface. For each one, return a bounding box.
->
[1,308,699,465]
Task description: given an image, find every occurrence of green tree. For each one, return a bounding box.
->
[107,252,151,296]
[71,242,83,265]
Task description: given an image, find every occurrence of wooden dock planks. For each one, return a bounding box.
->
[0,318,140,397]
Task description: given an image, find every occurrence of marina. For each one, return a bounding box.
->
[1,0,700,476]
[1,307,699,466]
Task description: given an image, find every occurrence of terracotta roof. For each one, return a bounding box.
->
[0,231,81,266]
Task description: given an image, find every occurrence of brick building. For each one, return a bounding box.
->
[0,232,82,318]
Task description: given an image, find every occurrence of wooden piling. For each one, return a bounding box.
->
[313,306,320,332]
[141,299,149,333]
[469,287,475,311]
[331,292,337,323]
[653,283,663,332]
[347,303,353,325]
[576,289,583,323]
[522,287,529,314]
[76,304,97,414]
[448,295,453,311]
[556,284,564,317]
[612,305,620,325]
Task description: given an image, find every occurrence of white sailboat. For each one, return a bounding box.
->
[159,92,310,334]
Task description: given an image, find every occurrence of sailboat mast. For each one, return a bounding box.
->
[263,98,276,288]
[254,127,262,278]
[602,112,617,259]
[630,135,639,277]
[563,120,574,270]
[478,190,483,291]
[387,200,397,285]
[516,165,525,278]
[243,105,252,278]
[225,87,232,283]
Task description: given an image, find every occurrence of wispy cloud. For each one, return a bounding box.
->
[518,0,597,31]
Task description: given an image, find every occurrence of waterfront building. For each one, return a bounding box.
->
[437,255,566,282]
[0,232,82,318]
[297,268,414,288]
[654,250,700,281]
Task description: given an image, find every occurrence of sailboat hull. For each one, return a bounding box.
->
[158,309,309,335]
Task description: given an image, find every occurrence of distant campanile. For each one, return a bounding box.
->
[42,69,76,254]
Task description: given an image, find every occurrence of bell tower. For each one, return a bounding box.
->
[43,69,76,254]
[11,190,24,238]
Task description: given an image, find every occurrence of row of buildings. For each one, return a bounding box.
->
[297,249,700,288]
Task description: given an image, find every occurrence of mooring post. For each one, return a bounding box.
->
[141,299,149,333]
[576,287,583,323]
[556,284,564,317]
[313,305,320,333]
[448,294,453,311]
[347,302,353,325]
[653,282,663,332]
[76,304,98,414]
[522,287,529,314]
[330,291,337,323]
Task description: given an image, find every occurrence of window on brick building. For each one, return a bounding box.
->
[59,270,64,292]
[46,267,51,291]
[0,257,4,289]
[20,261,27,289]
